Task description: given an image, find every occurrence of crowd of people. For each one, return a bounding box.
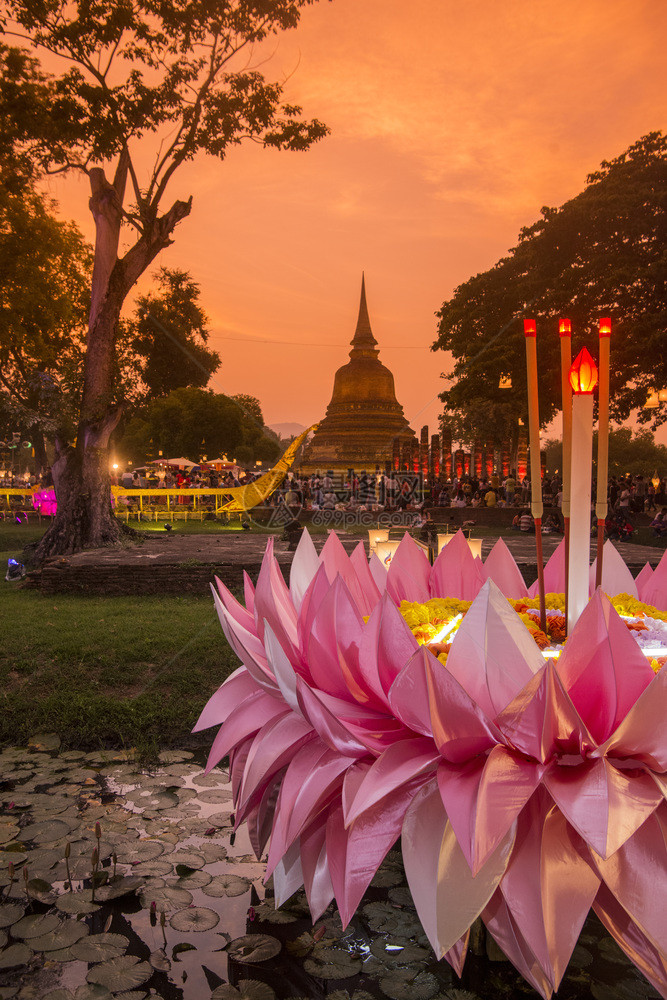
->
[2,464,667,541]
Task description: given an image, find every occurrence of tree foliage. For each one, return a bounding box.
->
[545,427,667,480]
[118,387,279,467]
[125,267,220,401]
[434,133,667,446]
[0,0,328,557]
[0,181,92,464]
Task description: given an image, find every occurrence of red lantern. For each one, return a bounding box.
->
[599,317,611,338]
[569,348,598,394]
[523,319,536,337]
[559,318,571,336]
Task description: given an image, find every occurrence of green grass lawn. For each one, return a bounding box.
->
[0,586,238,758]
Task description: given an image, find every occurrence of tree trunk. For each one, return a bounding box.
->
[31,151,192,563]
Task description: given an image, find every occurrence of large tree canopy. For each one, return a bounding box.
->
[118,387,280,467]
[0,0,328,558]
[124,267,221,401]
[0,181,92,467]
[433,133,667,447]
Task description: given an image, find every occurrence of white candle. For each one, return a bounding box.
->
[567,348,598,634]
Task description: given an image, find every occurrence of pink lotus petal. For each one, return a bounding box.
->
[192,666,258,732]
[528,538,566,599]
[641,548,667,611]
[205,694,289,773]
[437,757,486,871]
[359,592,420,701]
[307,575,366,701]
[635,561,654,600]
[593,881,667,998]
[593,660,667,771]
[557,591,655,743]
[266,742,351,876]
[254,539,299,651]
[368,550,388,592]
[327,778,424,928]
[349,541,382,615]
[237,712,315,816]
[243,570,256,616]
[246,768,282,858]
[319,530,352,583]
[430,530,485,601]
[540,807,600,990]
[273,840,304,906]
[589,540,638,598]
[344,737,440,826]
[402,781,515,961]
[590,804,667,954]
[212,587,276,694]
[299,812,334,922]
[263,622,303,716]
[446,580,544,719]
[295,677,370,757]
[215,575,256,632]
[544,756,662,859]
[386,532,431,603]
[474,745,544,874]
[495,660,591,764]
[289,528,320,611]
[483,537,529,598]
[444,931,470,978]
[390,646,500,758]
[483,890,555,999]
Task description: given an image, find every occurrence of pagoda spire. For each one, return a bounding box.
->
[350,273,378,357]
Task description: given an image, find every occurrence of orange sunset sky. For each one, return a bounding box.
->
[46,0,666,440]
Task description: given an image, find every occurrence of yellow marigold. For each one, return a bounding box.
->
[398,601,431,628]
[611,594,667,622]
[424,597,471,621]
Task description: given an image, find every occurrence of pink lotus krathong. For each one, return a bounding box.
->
[194,530,667,999]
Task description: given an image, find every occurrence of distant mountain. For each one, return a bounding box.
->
[269,422,307,440]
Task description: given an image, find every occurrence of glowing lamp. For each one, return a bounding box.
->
[437,533,482,560]
[523,319,536,337]
[599,318,611,338]
[368,528,389,552]
[569,348,598,394]
[499,375,512,389]
[374,540,400,568]
[559,318,571,336]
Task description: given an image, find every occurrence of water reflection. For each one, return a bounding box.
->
[0,745,661,1000]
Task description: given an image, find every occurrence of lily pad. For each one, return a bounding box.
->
[11,913,60,939]
[192,771,228,787]
[252,900,298,925]
[21,820,74,843]
[56,892,101,915]
[86,955,152,993]
[43,988,113,1000]
[28,733,61,751]
[196,789,233,803]
[139,885,193,910]
[149,948,171,972]
[114,841,165,864]
[304,945,363,980]
[171,870,212,890]
[71,933,129,962]
[0,822,20,845]
[169,906,219,932]
[226,934,282,964]
[211,983,276,1000]
[96,876,145,900]
[158,750,194,762]
[31,921,89,952]
[168,850,206,870]
[378,971,439,1000]
[0,904,25,929]
[202,874,250,898]
[0,942,33,969]
[131,860,173,877]
[195,843,228,864]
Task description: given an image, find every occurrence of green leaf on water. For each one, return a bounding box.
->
[86,955,152,993]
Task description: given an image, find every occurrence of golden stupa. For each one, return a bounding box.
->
[298,277,416,474]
